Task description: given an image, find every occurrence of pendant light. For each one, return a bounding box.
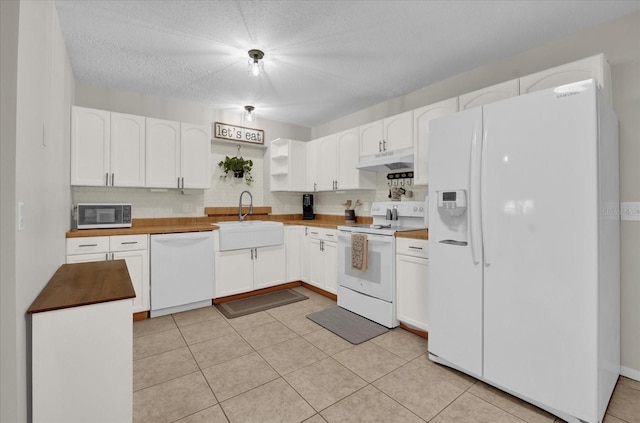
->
[247,49,264,76]
[244,105,256,123]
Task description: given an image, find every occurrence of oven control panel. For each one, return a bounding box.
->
[371,201,425,218]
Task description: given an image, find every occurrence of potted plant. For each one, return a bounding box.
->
[218,155,254,184]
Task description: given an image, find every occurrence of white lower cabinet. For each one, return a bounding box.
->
[32,299,132,423]
[214,231,286,298]
[307,228,338,294]
[214,248,254,297]
[66,235,150,313]
[396,237,429,331]
[285,225,305,281]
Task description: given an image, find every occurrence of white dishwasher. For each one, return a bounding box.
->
[150,231,214,317]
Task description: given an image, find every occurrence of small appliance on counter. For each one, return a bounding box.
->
[302,194,314,220]
[76,203,132,229]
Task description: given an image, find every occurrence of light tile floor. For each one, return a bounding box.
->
[133,287,640,423]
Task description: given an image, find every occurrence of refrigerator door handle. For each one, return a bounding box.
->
[480,123,491,266]
[439,240,468,246]
[469,120,483,265]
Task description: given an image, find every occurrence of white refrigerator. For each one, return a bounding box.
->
[427,79,619,423]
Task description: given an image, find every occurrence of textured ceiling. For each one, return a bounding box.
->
[55,0,640,127]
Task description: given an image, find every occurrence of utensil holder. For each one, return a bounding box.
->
[345,210,356,222]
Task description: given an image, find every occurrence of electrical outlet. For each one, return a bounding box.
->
[363,202,369,212]
[183,203,193,213]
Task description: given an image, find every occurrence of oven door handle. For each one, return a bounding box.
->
[337,232,394,244]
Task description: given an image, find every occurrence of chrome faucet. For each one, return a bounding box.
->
[238,190,253,221]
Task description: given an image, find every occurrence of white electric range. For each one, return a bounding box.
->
[336,201,427,328]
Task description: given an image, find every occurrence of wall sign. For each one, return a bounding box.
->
[213,122,264,145]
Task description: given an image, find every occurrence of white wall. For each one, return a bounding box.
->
[1,2,20,422]
[1,1,75,421]
[314,11,640,379]
[73,83,312,216]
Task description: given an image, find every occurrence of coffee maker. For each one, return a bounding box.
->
[302,194,314,220]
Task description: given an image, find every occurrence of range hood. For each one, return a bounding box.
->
[356,147,414,172]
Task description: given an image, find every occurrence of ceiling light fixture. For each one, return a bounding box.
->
[247,49,264,76]
[244,105,255,122]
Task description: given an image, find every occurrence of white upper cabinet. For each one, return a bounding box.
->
[359,119,384,156]
[336,128,376,190]
[459,79,520,111]
[519,54,612,105]
[384,111,414,151]
[310,129,376,192]
[317,134,338,191]
[306,139,319,192]
[180,123,211,189]
[71,107,146,187]
[146,119,210,189]
[146,118,181,188]
[110,112,146,187]
[70,106,111,186]
[270,138,307,192]
[413,97,458,186]
[359,110,413,156]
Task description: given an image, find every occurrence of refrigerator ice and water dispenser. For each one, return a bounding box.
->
[436,190,468,245]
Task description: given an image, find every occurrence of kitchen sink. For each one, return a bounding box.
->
[214,220,284,251]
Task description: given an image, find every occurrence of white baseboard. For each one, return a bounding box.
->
[621,365,640,382]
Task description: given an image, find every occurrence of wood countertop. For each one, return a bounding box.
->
[66,214,428,240]
[66,223,216,238]
[27,260,136,314]
[395,229,428,240]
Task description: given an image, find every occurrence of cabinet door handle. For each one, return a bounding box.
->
[250,249,254,260]
[111,173,114,186]
[105,173,109,186]
[310,231,318,235]
[314,182,317,192]
[320,239,324,251]
[181,177,184,189]
[105,253,109,260]
[121,241,138,245]
[408,246,423,250]
[326,234,334,238]
[378,140,382,152]
[254,248,258,259]
[177,177,180,188]
[78,244,98,247]
[111,252,114,260]
[383,140,387,151]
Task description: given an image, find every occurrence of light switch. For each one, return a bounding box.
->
[621,202,640,221]
[17,202,24,231]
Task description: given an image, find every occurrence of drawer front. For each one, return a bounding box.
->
[396,237,428,258]
[109,234,148,252]
[306,227,323,240]
[66,236,109,255]
[321,229,337,243]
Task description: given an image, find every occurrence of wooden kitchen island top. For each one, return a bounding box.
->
[27,260,136,314]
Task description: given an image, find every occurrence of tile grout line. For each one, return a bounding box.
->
[172,313,224,422]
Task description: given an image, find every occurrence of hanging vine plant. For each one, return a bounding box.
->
[218,146,254,184]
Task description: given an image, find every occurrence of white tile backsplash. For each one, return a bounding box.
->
[72,143,427,219]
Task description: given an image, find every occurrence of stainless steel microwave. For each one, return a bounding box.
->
[77,203,132,229]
